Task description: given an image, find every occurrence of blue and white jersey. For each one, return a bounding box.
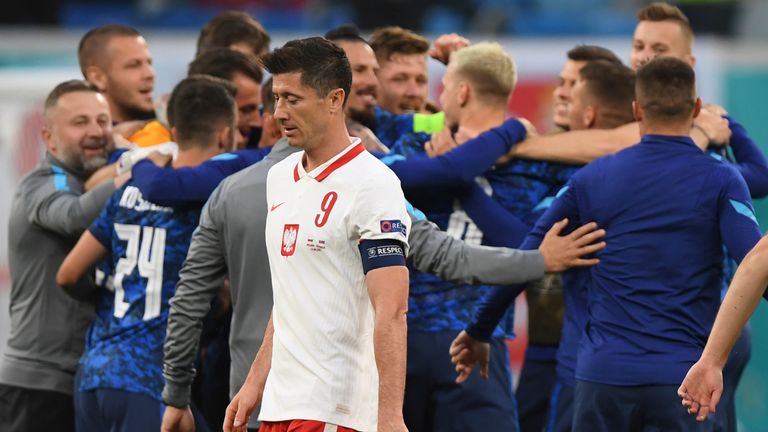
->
[80,179,201,400]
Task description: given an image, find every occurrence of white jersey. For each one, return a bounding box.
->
[260,139,410,431]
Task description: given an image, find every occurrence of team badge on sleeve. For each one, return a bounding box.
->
[380,219,407,236]
[281,224,299,256]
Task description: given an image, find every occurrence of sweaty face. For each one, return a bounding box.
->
[339,41,379,128]
[552,60,586,129]
[566,79,591,131]
[377,53,428,114]
[439,63,461,130]
[231,72,263,148]
[630,21,693,71]
[104,36,156,121]
[272,72,332,150]
[45,91,113,176]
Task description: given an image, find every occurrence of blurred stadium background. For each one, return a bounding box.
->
[0,0,767,429]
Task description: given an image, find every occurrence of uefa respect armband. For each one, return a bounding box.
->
[358,239,407,274]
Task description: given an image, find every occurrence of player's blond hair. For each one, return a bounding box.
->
[450,42,517,105]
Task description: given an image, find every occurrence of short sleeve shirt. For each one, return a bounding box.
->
[260,139,410,431]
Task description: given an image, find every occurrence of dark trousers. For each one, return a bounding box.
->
[404,331,519,432]
[573,380,713,432]
[0,383,75,432]
[517,356,557,432]
[546,382,574,432]
[74,387,210,432]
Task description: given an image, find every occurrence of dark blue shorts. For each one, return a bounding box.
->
[546,381,574,432]
[516,351,557,432]
[403,331,518,432]
[75,387,210,432]
[573,380,713,432]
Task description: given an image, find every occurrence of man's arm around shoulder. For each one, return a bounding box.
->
[26,170,117,236]
[512,122,639,165]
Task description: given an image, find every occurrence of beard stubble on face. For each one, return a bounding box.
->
[58,136,110,177]
[348,107,376,130]
[119,104,156,122]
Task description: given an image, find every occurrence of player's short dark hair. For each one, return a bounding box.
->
[260,37,351,105]
[196,11,270,58]
[637,2,694,45]
[44,79,101,113]
[579,60,636,128]
[369,26,429,63]
[635,57,696,125]
[167,75,237,148]
[78,24,142,76]
[261,76,275,114]
[567,45,622,64]
[188,48,264,84]
[325,24,368,44]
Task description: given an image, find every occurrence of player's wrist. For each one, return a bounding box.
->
[698,350,728,370]
[692,124,716,147]
[161,381,192,408]
[377,408,405,423]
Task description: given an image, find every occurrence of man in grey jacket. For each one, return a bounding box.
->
[0,80,121,432]
[161,133,605,431]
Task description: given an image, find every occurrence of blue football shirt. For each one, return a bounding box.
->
[80,179,201,400]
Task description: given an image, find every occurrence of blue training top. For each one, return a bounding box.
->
[131,149,268,207]
[468,134,762,386]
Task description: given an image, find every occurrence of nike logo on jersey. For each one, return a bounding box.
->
[271,202,285,212]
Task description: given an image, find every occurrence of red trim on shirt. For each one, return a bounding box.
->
[315,143,365,182]
[293,143,365,183]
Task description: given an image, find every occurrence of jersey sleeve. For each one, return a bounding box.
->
[459,184,532,248]
[25,169,115,238]
[464,178,583,342]
[131,150,263,206]
[725,116,768,198]
[163,183,228,408]
[382,118,528,189]
[407,207,545,286]
[519,181,583,251]
[719,168,763,265]
[352,173,411,256]
[373,106,415,147]
[87,188,120,247]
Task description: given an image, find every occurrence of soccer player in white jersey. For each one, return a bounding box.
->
[223,37,410,432]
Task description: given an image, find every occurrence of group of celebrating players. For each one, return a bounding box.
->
[1,2,766,432]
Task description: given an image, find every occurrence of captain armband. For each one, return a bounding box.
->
[413,111,445,135]
[359,239,407,274]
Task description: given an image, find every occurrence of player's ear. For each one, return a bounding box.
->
[218,125,234,152]
[328,88,345,114]
[632,100,643,122]
[458,82,469,107]
[41,125,56,154]
[692,97,702,119]
[584,106,596,128]
[170,126,178,143]
[85,65,108,92]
